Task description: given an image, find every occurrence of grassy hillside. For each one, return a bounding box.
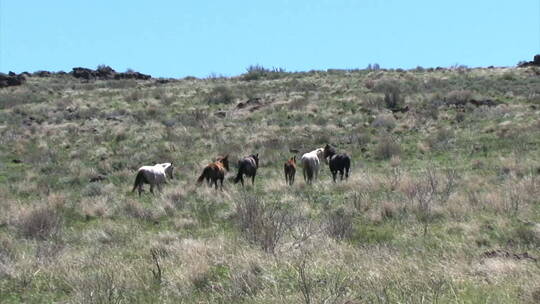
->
[1,66,539,303]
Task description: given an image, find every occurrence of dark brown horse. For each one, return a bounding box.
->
[284,156,296,186]
[234,154,259,187]
[197,155,229,190]
[323,144,351,182]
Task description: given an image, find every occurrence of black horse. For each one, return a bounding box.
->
[323,144,350,182]
[234,154,259,186]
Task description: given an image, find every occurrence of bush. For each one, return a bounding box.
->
[373,135,401,160]
[234,195,292,253]
[426,128,455,151]
[242,65,286,81]
[325,207,354,241]
[445,90,473,106]
[17,206,63,240]
[371,114,396,130]
[206,86,235,104]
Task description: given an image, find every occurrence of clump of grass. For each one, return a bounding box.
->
[16,205,63,240]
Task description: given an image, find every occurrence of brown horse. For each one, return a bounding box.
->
[284,156,296,185]
[196,155,229,190]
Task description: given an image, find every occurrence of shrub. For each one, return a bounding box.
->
[17,206,63,240]
[371,114,396,130]
[234,195,292,253]
[242,65,286,81]
[325,207,354,241]
[373,135,401,160]
[206,86,235,104]
[445,90,473,106]
[426,128,455,151]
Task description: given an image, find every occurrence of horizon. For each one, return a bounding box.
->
[1,1,539,78]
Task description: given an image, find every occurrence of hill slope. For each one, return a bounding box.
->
[1,66,539,303]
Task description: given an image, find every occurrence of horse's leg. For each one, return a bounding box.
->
[340,169,344,181]
[332,171,337,183]
[220,177,224,191]
[303,168,306,182]
[252,173,255,185]
[150,184,154,195]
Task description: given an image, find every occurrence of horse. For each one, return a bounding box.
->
[234,154,259,187]
[300,148,324,184]
[196,155,229,190]
[323,144,351,182]
[284,156,296,185]
[132,163,174,196]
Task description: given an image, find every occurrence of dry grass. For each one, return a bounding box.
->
[0,67,539,303]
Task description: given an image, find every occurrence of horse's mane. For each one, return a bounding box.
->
[216,155,229,171]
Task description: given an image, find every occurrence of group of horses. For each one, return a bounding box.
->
[132,144,350,196]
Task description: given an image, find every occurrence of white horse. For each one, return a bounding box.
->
[132,163,174,196]
[301,148,324,184]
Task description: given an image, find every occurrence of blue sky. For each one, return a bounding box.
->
[1,1,539,78]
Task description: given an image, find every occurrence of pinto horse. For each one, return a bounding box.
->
[197,155,229,190]
[234,154,259,187]
[301,148,324,184]
[323,144,351,182]
[132,163,174,196]
[284,156,296,186]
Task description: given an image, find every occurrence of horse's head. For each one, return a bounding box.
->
[218,155,230,171]
[250,153,259,168]
[315,148,325,162]
[164,162,174,179]
[323,144,335,161]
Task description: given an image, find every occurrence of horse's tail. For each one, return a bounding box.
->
[132,170,145,192]
[197,167,209,184]
[305,165,314,181]
[346,156,351,176]
[234,166,243,184]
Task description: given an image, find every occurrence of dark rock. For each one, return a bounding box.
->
[96,65,116,79]
[114,71,151,80]
[214,111,227,118]
[34,70,51,77]
[390,105,410,114]
[71,67,97,80]
[89,175,107,182]
[481,249,537,261]
[0,72,26,88]
[469,99,500,107]
[518,54,540,67]
[12,159,23,164]
[70,67,151,81]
